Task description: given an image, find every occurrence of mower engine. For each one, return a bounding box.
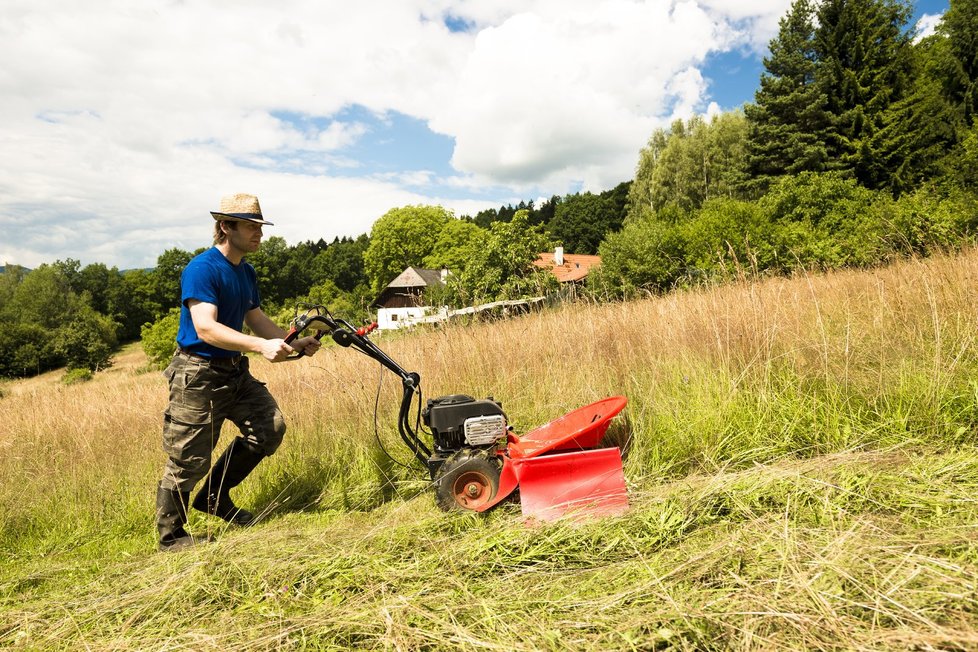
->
[423,395,508,510]
[425,395,506,454]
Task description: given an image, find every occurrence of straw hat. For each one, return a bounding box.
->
[210,193,274,225]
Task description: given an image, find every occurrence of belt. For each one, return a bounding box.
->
[176,349,243,367]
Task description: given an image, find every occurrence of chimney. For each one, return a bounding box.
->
[554,246,564,266]
[440,268,449,282]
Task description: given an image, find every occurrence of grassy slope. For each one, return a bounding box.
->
[3,251,978,650]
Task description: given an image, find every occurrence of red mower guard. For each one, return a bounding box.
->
[475,396,629,520]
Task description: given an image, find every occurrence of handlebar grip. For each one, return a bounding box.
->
[284,327,300,345]
[284,326,326,360]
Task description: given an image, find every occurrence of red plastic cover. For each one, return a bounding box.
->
[515,448,628,521]
[508,396,627,459]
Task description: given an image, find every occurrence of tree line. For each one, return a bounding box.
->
[0,181,629,378]
[2,0,976,380]
[593,0,978,293]
[359,0,978,302]
[0,236,370,378]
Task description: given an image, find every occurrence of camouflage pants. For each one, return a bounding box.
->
[159,352,286,492]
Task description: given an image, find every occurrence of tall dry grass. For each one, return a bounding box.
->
[3,249,978,649]
[3,248,978,544]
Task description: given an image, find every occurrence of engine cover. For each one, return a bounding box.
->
[423,394,506,453]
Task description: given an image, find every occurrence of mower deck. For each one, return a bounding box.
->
[476,396,629,519]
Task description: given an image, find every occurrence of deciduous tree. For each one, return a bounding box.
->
[448,211,554,304]
[152,248,193,312]
[422,219,485,272]
[363,205,453,294]
[630,114,748,217]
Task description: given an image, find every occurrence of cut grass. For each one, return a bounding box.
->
[3,449,978,650]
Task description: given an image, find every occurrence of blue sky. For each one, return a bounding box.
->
[0,0,949,269]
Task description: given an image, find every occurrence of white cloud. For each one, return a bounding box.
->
[915,13,944,43]
[431,1,725,192]
[698,0,792,51]
[0,0,794,269]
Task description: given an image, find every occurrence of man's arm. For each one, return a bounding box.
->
[243,307,288,339]
[188,300,294,362]
[244,307,322,359]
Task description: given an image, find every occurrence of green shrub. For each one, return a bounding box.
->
[679,198,771,278]
[592,212,686,294]
[61,368,93,385]
[140,308,180,368]
[0,322,62,377]
[591,172,978,297]
[886,185,977,255]
[54,308,118,372]
[961,123,978,188]
[759,172,885,269]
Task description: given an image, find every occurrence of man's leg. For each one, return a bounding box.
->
[158,356,225,549]
[155,484,194,551]
[193,359,286,525]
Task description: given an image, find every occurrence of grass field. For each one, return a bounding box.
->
[3,250,978,650]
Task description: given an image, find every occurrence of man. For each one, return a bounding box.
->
[155,193,321,551]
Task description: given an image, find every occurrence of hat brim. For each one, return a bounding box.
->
[210,212,274,226]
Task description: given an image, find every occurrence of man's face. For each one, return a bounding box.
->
[227,221,263,253]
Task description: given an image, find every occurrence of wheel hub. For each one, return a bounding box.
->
[453,471,491,507]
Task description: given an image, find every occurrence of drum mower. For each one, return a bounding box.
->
[284,306,629,521]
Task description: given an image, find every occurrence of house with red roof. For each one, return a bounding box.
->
[533,247,601,284]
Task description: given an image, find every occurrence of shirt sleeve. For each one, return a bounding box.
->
[181,259,220,306]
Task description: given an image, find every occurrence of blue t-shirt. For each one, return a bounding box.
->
[176,247,261,359]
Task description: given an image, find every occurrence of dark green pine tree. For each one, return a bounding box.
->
[744,0,831,194]
[936,0,978,128]
[867,33,960,195]
[813,0,915,189]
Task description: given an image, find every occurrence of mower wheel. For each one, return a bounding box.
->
[434,449,501,512]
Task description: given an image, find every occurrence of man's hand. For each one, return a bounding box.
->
[291,335,322,357]
[259,338,295,362]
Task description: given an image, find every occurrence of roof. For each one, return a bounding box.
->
[533,252,602,283]
[386,266,445,289]
[373,267,446,308]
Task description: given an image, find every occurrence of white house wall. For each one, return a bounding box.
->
[377,306,430,330]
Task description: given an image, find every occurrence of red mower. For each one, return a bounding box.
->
[285,306,629,521]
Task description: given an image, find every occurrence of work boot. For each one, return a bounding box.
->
[156,485,201,552]
[192,438,265,526]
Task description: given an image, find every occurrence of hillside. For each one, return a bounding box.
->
[3,250,978,650]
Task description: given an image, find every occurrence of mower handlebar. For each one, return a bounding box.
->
[281,309,415,383]
[282,304,430,465]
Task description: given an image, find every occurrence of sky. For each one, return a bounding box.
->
[0,0,949,270]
